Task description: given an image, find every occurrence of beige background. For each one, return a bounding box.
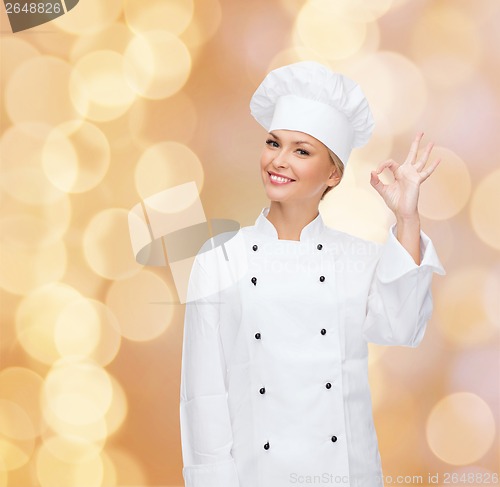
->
[0,0,499,486]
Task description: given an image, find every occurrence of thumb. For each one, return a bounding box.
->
[370,170,385,195]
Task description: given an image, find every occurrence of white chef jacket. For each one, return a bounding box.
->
[180,207,445,487]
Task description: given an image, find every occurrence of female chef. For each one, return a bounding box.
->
[179,61,445,487]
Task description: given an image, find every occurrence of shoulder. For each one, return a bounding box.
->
[194,227,249,272]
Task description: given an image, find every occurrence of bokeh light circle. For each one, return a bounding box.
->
[16,283,82,364]
[128,93,198,148]
[42,358,113,426]
[83,208,144,280]
[105,269,174,342]
[470,169,500,251]
[0,400,35,470]
[344,51,427,133]
[0,37,39,89]
[52,0,123,36]
[41,406,108,446]
[124,30,192,100]
[5,56,84,126]
[54,297,102,359]
[101,447,147,486]
[419,147,471,220]
[36,438,104,487]
[70,22,133,63]
[0,368,44,438]
[0,400,34,442]
[435,266,498,346]
[42,121,111,194]
[0,123,67,205]
[0,236,67,296]
[313,0,393,22]
[124,0,194,36]
[296,0,367,60]
[426,392,495,465]
[104,375,128,437]
[134,141,204,210]
[411,4,482,88]
[180,0,222,50]
[0,194,72,248]
[69,50,137,122]
[42,435,102,464]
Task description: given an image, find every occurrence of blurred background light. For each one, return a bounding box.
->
[435,266,499,346]
[123,31,192,100]
[0,123,67,205]
[5,57,83,126]
[470,169,500,251]
[410,3,482,88]
[134,141,204,208]
[105,269,175,342]
[426,392,496,465]
[418,147,472,221]
[295,0,368,60]
[42,358,113,426]
[42,121,111,194]
[69,50,137,122]
[35,438,104,487]
[52,0,123,36]
[15,283,82,364]
[82,208,144,280]
[1,0,498,485]
[124,0,194,36]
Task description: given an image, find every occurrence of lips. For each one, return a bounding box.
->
[267,171,295,184]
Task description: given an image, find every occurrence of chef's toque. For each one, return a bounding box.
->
[249,61,375,166]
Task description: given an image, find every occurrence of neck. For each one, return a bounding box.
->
[266,201,320,241]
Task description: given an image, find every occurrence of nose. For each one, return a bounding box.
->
[271,148,289,169]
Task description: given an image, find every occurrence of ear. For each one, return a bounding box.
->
[327,169,342,188]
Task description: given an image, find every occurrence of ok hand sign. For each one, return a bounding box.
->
[370,132,441,221]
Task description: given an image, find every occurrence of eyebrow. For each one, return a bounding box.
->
[269,132,315,147]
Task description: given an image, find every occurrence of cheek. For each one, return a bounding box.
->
[294,162,332,186]
[260,150,272,169]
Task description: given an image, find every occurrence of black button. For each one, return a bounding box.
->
[331,436,338,442]
[264,442,270,450]
[321,328,326,335]
[255,332,261,339]
[326,382,332,389]
[317,244,323,250]
[251,277,257,286]
[252,244,258,251]
[319,275,325,282]
[259,387,265,394]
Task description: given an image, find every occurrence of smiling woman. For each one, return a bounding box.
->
[260,130,344,202]
[179,61,445,487]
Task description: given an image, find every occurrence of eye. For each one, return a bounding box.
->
[296,148,310,156]
[265,139,279,148]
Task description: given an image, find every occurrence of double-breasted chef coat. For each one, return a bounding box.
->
[180,207,445,487]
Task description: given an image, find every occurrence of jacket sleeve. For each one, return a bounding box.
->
[362,223,445,347]
[179,251,240,487]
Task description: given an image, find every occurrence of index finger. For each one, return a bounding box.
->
[405,132,424,164]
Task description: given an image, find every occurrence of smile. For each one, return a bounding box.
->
[268,172,295,184]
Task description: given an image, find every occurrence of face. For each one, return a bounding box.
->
[260,129,340,204]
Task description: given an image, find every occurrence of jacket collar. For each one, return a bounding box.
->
[254,207,325,242]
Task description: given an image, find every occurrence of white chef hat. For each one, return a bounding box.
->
[250,61,375,165]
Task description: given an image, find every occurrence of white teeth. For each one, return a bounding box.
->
[270,174,293,183]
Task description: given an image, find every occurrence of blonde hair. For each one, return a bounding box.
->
[321,149,345,200]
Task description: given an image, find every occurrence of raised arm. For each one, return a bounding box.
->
[370,132,442,265]
[363,132,445,346]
